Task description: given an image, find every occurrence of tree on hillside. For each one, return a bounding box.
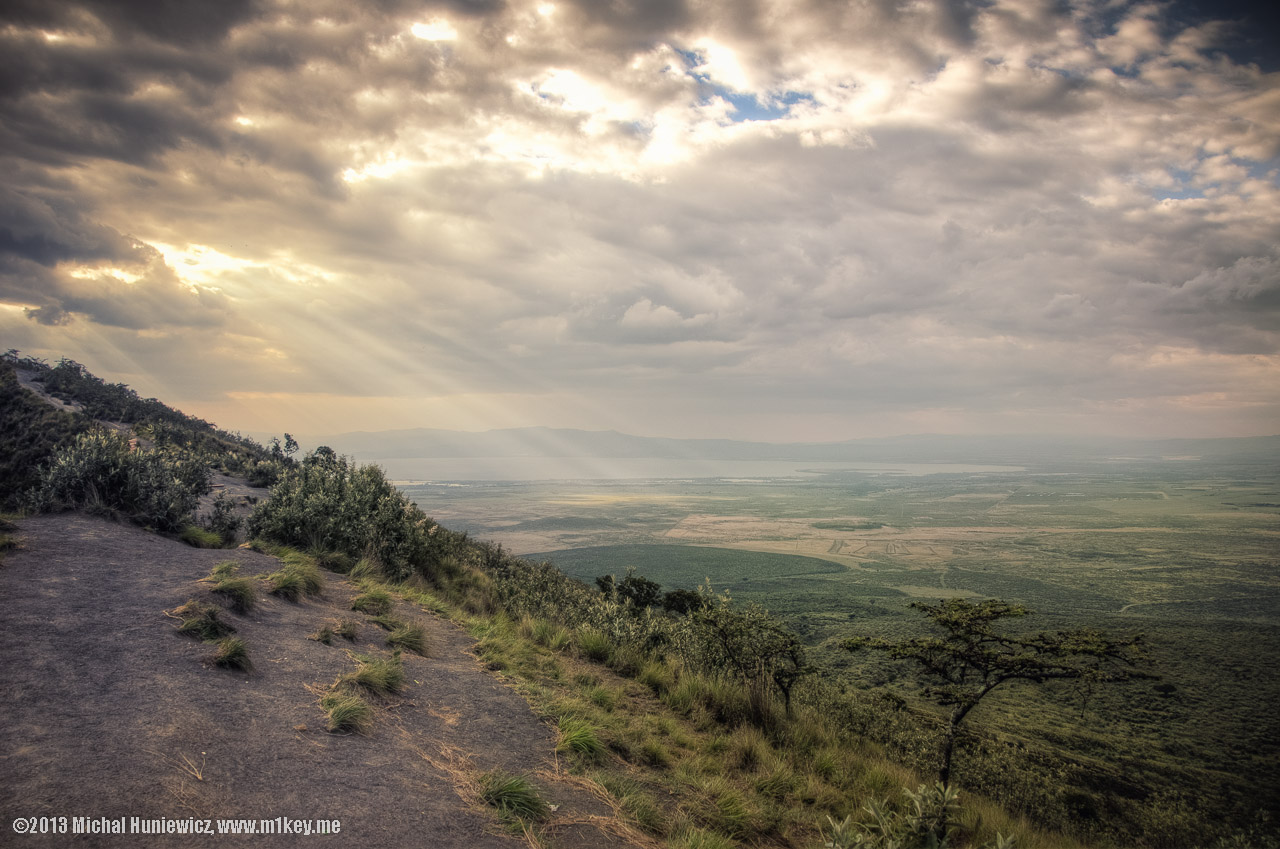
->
[844,598,1150,785]
[691,593,813,722]
[596,567,663,610]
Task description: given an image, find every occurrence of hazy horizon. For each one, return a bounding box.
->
[3,0,1278,442]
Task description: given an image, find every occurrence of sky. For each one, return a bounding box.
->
[1,0,1278,442]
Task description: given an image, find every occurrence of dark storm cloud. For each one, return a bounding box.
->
[1,0,258,47]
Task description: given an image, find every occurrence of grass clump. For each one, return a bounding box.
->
[386,623,427,655]
[477,770,550,822]
[342,652,405,696]
[351,587,393,615]
[211,637,251,670]
[335,618,360,641]
[557,718,606,763]
[638,659,675,694]
[596,774,669,837]
[311,625,334,645]
[312,549,354,573]
[268,560,323,601]
[212,576,257,614]
[321,690,372,734]
[368,613,405,631]
[204,563,257,614]
[669,825,736,849]
[529,618,571,651]
[576,627,612,663]
[347,557,384,581]
[172,599,234,641]
[210,560,238,579]
[269,568,305,601]
[587,684,619,712]
[179,524,223,548]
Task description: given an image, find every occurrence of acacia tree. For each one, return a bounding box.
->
[845,598,1149,786]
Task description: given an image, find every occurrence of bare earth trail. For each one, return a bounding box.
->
[0,514,638,848]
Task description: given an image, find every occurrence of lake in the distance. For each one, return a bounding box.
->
[376,456,1026,482]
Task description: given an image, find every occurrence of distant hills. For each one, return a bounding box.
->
[297,426,1280,470]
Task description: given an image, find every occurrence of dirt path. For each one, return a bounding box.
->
[0,514,637,848]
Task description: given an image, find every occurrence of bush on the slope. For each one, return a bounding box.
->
[0,359,88,509]
[248,448,462,581]
[27,430,210,532]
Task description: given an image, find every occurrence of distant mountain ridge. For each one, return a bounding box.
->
[305,426,1280,469]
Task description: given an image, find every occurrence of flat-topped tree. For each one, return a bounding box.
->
[845,597,1150,786]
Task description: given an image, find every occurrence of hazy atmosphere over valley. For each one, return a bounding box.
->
[2,0,1279,441]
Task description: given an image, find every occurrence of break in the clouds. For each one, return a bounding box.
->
[1,0,1277,439]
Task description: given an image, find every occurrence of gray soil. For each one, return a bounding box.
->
[0,513,642,848]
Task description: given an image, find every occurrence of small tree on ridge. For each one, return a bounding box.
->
[845,597,1150,785]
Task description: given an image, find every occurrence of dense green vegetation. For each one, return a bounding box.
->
[2,350,285,494]
[0,357,88,508]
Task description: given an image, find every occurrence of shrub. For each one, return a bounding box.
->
[247,449,461,582]
[29,430,210,532]
[820,783,1008,849]
[202,491,243,544]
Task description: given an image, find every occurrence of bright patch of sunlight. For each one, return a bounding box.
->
[411,20,457,41]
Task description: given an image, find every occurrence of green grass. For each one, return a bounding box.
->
[348,557,384,581]
[172,599,234,641]
[368,613,405,631]
[321,690,372,734]
[342,653,405,696]
[477,770,550,822]
[310,625,334,645]
[210,572,257,614]
[268,568,305,600]
[576,627,612,663]
[351,587,394,615]
[210,560,238,579]
[211,637,251,670]
[335,618,360,641]
[557,717,606,762]
[385,623,427,655]
[311,549,355,573]
[179,524,224,548]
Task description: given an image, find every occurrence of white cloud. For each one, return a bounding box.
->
[1,0,1278,438]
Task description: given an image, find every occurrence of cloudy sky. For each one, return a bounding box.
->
[2,0,1278,441]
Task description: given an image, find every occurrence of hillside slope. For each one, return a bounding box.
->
[0,513,644,848]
